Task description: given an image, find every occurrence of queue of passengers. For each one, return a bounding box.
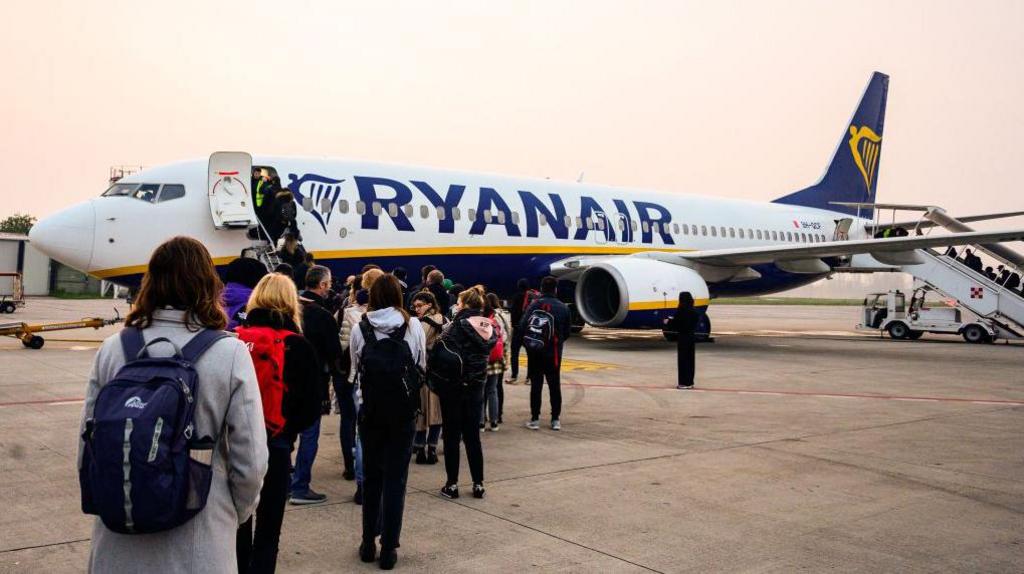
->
[945,247,1024,297]
[77,236,572,573]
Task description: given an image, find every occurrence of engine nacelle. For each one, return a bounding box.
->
[575,258,710,328]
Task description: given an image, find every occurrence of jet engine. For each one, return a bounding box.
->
[574,258,710,328]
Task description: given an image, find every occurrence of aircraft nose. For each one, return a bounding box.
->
[29,201,96,272]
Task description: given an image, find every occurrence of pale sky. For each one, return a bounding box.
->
[2,0,1023,228]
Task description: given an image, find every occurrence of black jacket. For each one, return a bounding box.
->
[666,306,699,342]
[299,290,343,377]
[509,289,529,326]
[440,309,495,391]
[520,295,571,362]
[427,282,451,313]
[243,308,323,436]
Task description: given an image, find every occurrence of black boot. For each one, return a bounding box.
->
[379,548,398,570]
[426,446,438,465]
[359,539,376,563]
[414,447,427,465]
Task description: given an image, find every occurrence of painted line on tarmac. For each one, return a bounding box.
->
[0,397,85,408]
[560,382,1024,406]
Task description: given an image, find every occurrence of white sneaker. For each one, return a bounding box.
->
[525,419,540,430]
[551,419,561,431]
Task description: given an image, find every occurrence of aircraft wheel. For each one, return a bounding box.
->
[662,329,679,342]
[962,325,986,344]
[887,322,910,340]
[23,336,44,349]
[907,330,924,340]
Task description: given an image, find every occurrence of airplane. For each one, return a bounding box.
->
[29,71,1024,337]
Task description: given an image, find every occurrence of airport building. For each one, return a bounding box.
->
[0,232,101,296]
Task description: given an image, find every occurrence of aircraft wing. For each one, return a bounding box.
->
[652,228,1024,267]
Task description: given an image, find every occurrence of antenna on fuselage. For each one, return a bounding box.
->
[576,171,585,183]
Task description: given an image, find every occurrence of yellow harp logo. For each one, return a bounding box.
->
[848,125,882,192]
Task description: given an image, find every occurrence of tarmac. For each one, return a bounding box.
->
[1,298,1022,573]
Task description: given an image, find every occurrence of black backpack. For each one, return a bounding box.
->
[523,304,555,354]
[357,317,421,424]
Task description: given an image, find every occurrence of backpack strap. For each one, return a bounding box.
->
[180,330,231,364]
[389,322,409,341]
[119,327,146,362]
[359,315,377,344]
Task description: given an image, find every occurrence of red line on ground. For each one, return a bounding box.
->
[561,382,1024,406]
[0,397,85,408]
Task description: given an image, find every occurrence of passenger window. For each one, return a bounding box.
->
[437,206,447,221]
[771,230,777,241]
[711,226,717,237]
[756,229,762,240]
[585,217,594,230]
[617,219,625,231]
[631,220,638,232]
[497,211,506,224]
[403,204,413,218]
[539,213,547,226]
[388,203,398,217]
[452,206,461,220]
[483,209,492,221]
[597,219,605,231]
[576,216,583,228]
[468,208,476,221]
[720,226,726,237]
[512,212,521,225]
[302,196,313,212]
[682,224,689,235]
[356,201,366,215]
[372,202,382,216]
[642,222,650,233]
[133,184,161,202]
[729,228,736,238]
[738,228,744,239]
[673,223,680,234]
[156,184,185,202]
[339,199,349,214]
[420,205,429,219]
[701,225,707,236]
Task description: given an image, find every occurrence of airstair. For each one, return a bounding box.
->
[901,249,1024,338]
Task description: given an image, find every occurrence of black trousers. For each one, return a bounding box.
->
[360,417,415,550]
[528,352,562,421]
[332,376,357,473]
[677,338,695,387]
[237,440,293,574]
[509,328,524,379]
[440,388,484,485]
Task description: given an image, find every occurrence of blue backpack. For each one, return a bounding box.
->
[79,327,229,534]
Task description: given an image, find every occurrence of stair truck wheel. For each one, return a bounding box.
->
[961,324,987,344]
[887,321,910,340]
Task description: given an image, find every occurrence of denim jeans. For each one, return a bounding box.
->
[481,373,502,425]
[414,425,442,448]
[331,376,357,473]
[290,417,321,495]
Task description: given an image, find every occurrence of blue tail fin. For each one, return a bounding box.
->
[773,72,889,218]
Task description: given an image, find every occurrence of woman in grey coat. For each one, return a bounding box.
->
[78,237,268,573]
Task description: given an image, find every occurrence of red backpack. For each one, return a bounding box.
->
[521,289,542,312]
[235,326,291,436]
[488,315,505,363]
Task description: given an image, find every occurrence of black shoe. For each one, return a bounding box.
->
[379,548,398,570]
[354,485,363,505]
[473,483,485,499]
[289,489,327,505]
[676,384,694,390]
[343,468,355,481]
[359,540,376,563]
[414,447,427,465]
[426,447,438,465]
[440,483,459,499]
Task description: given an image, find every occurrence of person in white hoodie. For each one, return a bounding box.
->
[348,274,427,571]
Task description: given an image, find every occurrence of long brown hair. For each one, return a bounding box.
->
[457,284,487,310]
[246,273,303,332]
[368,274,409,323]
[125,236,228,330]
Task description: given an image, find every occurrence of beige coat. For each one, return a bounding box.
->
[79,309,268,574]
[417,312,445,429]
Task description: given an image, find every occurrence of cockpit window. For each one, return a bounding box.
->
[102,183,140,197]
[132,184,161,202]
[156,184,185,202]
[102,182,185,203]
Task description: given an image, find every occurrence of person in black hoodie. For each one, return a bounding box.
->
[521,277,571,431]
[290,265,343,504]
[664,292,698,390]
[425,269,450,313]
[435,285,495,500]
[506,278,535,383]
[235,273,323,574]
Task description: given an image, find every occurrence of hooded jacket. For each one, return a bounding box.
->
[349,307,428,390]
[439,308,496,391]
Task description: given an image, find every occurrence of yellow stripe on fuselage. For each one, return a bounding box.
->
[90,245,694,279]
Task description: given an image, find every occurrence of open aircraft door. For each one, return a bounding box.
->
[208,152,256,229]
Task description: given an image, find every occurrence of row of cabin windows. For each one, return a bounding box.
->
[315,199,828,243]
